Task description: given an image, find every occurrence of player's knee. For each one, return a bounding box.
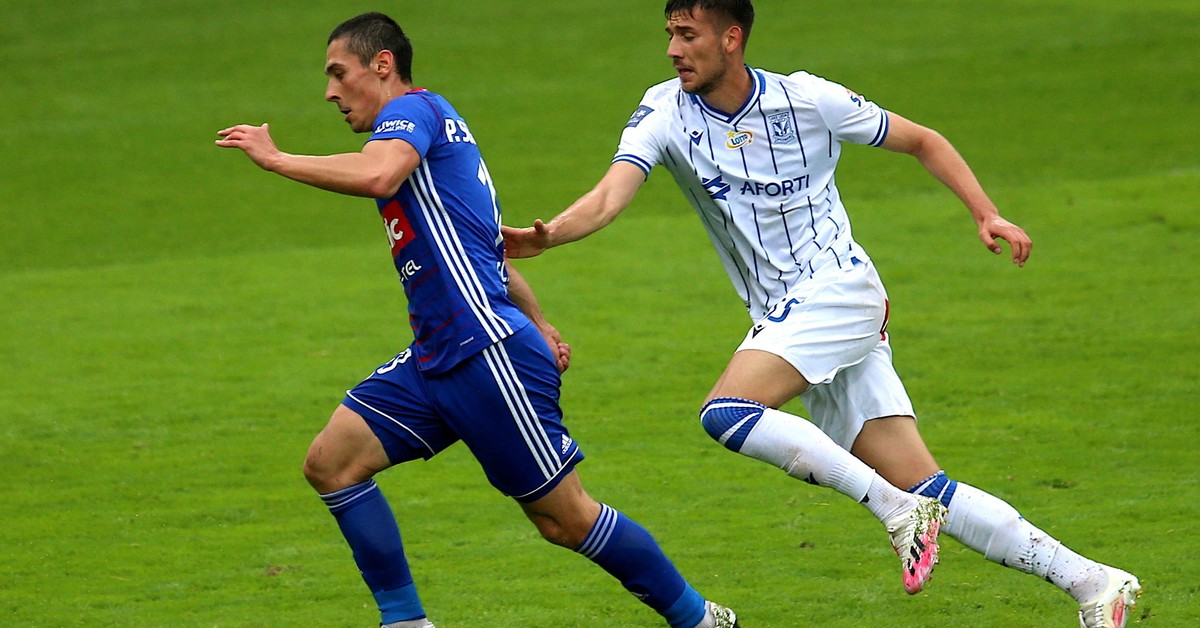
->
[700,397,767,452]
[533,518,581,548]
[302,437,365,493]
[301,444,334,491]
[525,511,591,548]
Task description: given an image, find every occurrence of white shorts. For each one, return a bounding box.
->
[736,260,915,450]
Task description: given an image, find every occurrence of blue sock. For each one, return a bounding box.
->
[575,504,706,628]
[906,470,958,508]
[321,479,425,623]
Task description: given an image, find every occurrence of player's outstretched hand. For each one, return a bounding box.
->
[979,215,1032,267]
[502,220,552,259]
[215,123,280,171]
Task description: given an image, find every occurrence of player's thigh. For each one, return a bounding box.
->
[432,325,583,503]
[801,341,939,484]
[338,348,459,468]
[707,349,810,407]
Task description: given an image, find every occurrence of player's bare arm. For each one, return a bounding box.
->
[216,125,419,199]
[880,112,1032,266]
[505,261,571,373]
[502,161,647,258]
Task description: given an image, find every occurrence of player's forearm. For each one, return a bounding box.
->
[505,262,549,325]
[269,152,400,199]
[912,133,1001,226]
[545,190,621,247]
[545,165,643,247]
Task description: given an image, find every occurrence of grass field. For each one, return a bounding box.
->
[2,1,1198,626]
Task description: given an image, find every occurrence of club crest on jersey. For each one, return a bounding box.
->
[380,200,415,258]
[725,130,753,150]
[768,112,795,144]
[626,105,654,128]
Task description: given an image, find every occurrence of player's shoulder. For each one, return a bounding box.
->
[373,89,452,133]
[633,77,684,112]
[623,77,683,129]
[763,68,865,108]
[762,68,834,94]
[381,89,451,119]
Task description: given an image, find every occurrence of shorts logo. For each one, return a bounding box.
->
[560,435,573,454]
[768,112,795,144]
[725,130,753,150]
[381,200,416,257]
[626,105,654,128]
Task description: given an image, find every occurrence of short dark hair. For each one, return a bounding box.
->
[664,0,755,46]
[328,12,414,82]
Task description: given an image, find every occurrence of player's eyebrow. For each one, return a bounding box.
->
[665,23,699,35]
[325,62,345,76]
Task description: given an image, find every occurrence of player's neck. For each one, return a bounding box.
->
[698,65,753,116]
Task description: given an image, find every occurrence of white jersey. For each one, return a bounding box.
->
[615,67,890,320]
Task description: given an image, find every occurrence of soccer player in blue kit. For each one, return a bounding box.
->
[504,1,1142,626]
[216,12,738,628]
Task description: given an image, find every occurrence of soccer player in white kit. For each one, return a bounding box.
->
[504,1,1142,625]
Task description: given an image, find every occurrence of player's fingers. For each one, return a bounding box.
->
[217,124,252,137]
[981,232,1001,255]
[533,219,549,235]
[1012,236,1032,266]
[558,343,571,372]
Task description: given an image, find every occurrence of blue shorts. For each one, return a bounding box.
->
[341,324,584,502]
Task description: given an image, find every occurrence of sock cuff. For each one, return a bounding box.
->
[663,585,706,628]
[906,470,957,508]
[700,397,767,451]
[319,479,379,514]
[575,503,620,559]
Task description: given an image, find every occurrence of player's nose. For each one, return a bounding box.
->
[666,35,684,59]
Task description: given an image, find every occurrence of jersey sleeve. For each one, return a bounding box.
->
[801,73,891,147]
[368,96,440,157]
[612,87,671,176]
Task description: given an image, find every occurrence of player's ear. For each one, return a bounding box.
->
[723,24,744,54]
[373,50,395,77]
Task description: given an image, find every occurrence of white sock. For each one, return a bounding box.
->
[944,482,1107,602]
[737,407,914,522]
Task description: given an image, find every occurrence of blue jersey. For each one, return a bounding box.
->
[368,89,527,374]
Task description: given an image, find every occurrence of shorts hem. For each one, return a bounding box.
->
[510,448,583,503]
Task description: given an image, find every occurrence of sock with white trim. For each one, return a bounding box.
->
[909,472,1107,602]
[701,397,914,522]
[321,479,426,624]
[575,503,706,628]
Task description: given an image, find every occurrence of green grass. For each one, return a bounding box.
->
[2,1,1198,625]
